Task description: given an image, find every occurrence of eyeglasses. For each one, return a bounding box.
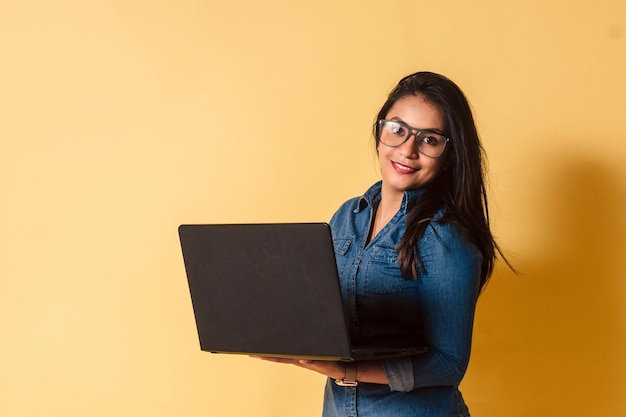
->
[377,119,450,158]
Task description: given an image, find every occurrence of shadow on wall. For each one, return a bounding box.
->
[468,150,626,416]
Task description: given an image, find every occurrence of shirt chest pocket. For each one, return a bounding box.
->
[333,238,353,274]
[363,248,405,295]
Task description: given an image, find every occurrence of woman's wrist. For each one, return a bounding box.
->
[335,362,358,386]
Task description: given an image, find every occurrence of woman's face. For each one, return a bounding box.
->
[378,94,448,198]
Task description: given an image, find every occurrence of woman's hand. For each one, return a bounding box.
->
[251,356,389,384]
[251,356,345,380]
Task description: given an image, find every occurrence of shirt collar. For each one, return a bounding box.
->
[356,181,424,214]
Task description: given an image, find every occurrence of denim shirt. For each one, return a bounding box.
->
[322,182,481,417]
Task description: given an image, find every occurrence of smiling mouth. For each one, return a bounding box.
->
[392,161,418,174]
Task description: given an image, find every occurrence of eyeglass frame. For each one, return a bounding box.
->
[376,119,451,158]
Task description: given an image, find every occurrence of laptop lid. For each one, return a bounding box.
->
[179,223,355,361]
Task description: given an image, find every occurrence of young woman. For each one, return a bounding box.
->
[259,71,506,416]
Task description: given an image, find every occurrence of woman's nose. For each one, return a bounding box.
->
[398,134,420,158]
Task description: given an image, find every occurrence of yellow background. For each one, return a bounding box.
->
[1,1,624,416]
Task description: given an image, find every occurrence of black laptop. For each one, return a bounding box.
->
[178,223,428,361]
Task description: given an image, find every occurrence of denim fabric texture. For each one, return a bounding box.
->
[322,181,480,417]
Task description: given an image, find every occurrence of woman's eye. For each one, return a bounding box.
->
[390,124,405,136]
[422,136,439,146]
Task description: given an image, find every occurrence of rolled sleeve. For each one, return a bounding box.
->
[383,357,416,392]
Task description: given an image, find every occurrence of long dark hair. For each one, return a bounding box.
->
[373,71,507,291]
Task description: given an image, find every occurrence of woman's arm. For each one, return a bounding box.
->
[383,222,482,392]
